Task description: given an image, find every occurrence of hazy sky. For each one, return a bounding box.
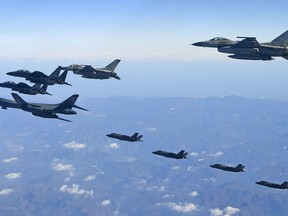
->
[0,0,287,99]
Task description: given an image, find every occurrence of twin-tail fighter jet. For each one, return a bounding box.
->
[256,181,288,189]
[210,163,245,172]
[0,93,87,122]
[61,59,121,80]
[0,81,51,96]
[192,30,288,60]
[152,150,189,159]
[106,132,143,142]
[7,66,71,86]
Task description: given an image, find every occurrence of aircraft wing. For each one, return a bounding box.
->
[82,65,96,73]
[231,37,260,48]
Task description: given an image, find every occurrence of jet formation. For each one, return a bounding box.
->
[152,150,188,159]
[106,132,143,142]
[192,30,288,60]
[210,163,245,172]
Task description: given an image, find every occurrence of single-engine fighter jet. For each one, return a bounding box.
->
[256,181,288,189]
[0,81,52,95]
[210,164,245,172]
[61,59,121,80]
[7,67,71,86]
[0,93,88,122]
[106,132,143,142]
[152,150,188,159]
[192,30,288,60]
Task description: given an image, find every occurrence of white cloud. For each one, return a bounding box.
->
[210,151,224,157]
[146,127,157,132]
[172,166,181,170]
[52,163,74,172]
[4,173,21,179]
[210,206,240,216]
[3,157,18,163]
[63,141,86,150]
[84,175,96,181]
[109,143,120,149]
[167,202,198,213]
[101,199,111,206]
[190,191,199,197]
[60,184,93,197]
[0,188,14,195]
[190,152,199,157]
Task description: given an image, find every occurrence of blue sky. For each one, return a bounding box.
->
[0,0,287,98]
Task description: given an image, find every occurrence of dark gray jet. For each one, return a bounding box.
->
[210,164,245,172]
[256,181,288,189]
[0,93,87,122]
[106,132,143,142]
[192,30,288,60]
[152,150,188,159]
[6,67,71,86]
[0,81,52,96]
[61,59,121,80]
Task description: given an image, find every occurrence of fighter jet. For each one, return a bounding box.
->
[192,30,288,60]
[106,132,143,142]
[6,67,71,86]
[0,93,88,122]
[210,163,245,172]
[256,181,288,189]
[152,150,188,159]
[61,59,121,80]
[0,81,52,96]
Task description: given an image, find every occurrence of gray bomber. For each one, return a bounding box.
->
[192,30,288,60]
[0,93,87,122]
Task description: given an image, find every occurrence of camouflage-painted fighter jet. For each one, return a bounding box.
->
[0,93,87,122]
[256,181,288,189]
[192,30,288,60]
[210,163,245,172]
[152,150,188,159]
[7,67,71,86]
[0,81,52,95]
[61,59,121,80]
[106,132,143,142]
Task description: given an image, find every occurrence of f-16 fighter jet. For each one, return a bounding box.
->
[61,59,121,80]
[256,181,288,189]
[152,150,188,159]
[0,81,52,95]
[6,67,71,86]
[106,132,143,142]
[192,30,288,60]
[210,164,245,172]
[0,93,87,122]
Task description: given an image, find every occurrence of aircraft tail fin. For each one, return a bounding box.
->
[58,94,79,109]
[59,70,71,86]
[49,66,62,79]
[11,93,28,106]
[178,150,188,158]
[137,135,143,141]
[236,164,245,171]
[281,181,288,187]
[104,59,121,72]
[32,83,41,90]
[271,30,288,47]
[132,133,139,139]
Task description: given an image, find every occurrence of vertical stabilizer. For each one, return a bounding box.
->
[104,59,121,72]
[271,30,288,46]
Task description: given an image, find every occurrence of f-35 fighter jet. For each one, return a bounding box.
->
[192,30,288,60]
[152,150,188,159]
[61,59,121,80]
[256,181,288,189]
[0,81,52,95]
[210,163,245,172]
[106,132,143,142]
[7,67,71,86]
[0,93,87,122]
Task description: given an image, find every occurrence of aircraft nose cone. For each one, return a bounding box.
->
[192,42,204,47]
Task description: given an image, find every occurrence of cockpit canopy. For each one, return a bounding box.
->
[209,37,231,41]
